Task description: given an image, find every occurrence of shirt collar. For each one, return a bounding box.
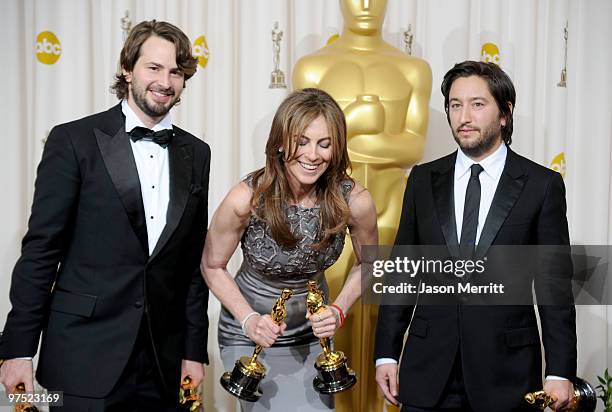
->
[121,99,172,133]
[455,142,508,181]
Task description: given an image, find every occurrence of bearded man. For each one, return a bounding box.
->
[375,61,576,412]
[0,20,211,411]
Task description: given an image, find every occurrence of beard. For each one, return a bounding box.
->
[131,79,180,118]
[452,120,502,159]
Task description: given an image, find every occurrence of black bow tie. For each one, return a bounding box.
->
[129,127,173,148]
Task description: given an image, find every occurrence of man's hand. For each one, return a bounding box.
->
[375,363,399,406]
[0,359,34,394]
[180,359,204,387]
[543,379,574,411]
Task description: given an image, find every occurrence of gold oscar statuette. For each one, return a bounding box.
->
[524,377,597,411]
[179,375,202,411]
[306,280,357,394]
[293,0,432,409]
[12,383,39,412]
[220,289,293,401]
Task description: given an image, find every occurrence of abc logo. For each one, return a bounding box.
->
[550,152,566,178]
[193,35,209,68]
[326,34,339,45]
[36,31,62,65]
[481,42,500,65]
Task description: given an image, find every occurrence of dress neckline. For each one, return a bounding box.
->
[286,203,320,210]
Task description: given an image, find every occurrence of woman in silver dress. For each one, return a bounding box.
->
[201,88,378,411]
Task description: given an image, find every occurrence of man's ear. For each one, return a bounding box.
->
[501,102,514,127]
[122,67,132,83]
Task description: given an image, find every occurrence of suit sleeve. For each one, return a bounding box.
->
[374,166,419,361]
[535,172,577,381]
[0,126,81,358]
[182,143,211,364]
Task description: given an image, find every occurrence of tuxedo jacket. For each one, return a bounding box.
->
[374,149,576,411]
[0,104,211,399]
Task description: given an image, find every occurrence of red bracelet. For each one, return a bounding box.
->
[328,304,346,327]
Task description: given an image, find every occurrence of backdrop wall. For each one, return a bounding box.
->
[1,1,610,410]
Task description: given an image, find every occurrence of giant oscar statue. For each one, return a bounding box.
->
[292,1,432,410]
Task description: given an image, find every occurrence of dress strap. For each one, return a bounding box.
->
[340,179,355,201]
[243,173,255,190]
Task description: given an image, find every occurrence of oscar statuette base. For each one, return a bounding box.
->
[572,377,597,411]
[220,358,264,402]
[312,354,357,394]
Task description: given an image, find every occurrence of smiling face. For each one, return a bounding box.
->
[284,115,332,195]
[123,35,184,126]
[448,75,508,161]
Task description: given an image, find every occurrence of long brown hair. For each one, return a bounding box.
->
[251,88,353,249]
[111,20,198,100]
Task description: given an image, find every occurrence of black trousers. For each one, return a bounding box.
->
[402,351,473,412]
[51,317,179,412]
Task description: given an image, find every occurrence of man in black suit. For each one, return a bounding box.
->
[0,20,210,411]
[374,61,576,411]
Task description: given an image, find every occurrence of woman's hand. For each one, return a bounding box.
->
[244,314,286,347]
[306,307,340,338]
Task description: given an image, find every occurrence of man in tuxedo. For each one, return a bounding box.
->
[374,61,576,411]
[0,20,210,411]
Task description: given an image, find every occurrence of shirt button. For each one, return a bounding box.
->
[150,155,154,159]
[134,300,143,309]
[151,185,155,189]
[150,216,154,219]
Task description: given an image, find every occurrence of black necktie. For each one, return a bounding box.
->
[460,164,484,257]
[129,127,173,148]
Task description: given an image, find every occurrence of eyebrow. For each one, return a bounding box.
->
[145,62,180,71]
[449,96,489,102]
[299,135,332,141]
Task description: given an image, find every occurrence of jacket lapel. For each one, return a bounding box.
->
[432,152,460,257]
[149,131,193,261]
[475,149,527,257]
[94,106,149,255]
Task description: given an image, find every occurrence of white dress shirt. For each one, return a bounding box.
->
[122,100,170,255]
[454,144,507,242]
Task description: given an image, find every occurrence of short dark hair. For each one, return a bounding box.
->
[441,61,516,145]
[111,20,197,100]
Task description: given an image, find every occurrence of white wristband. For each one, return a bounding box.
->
[240,311,260,336]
